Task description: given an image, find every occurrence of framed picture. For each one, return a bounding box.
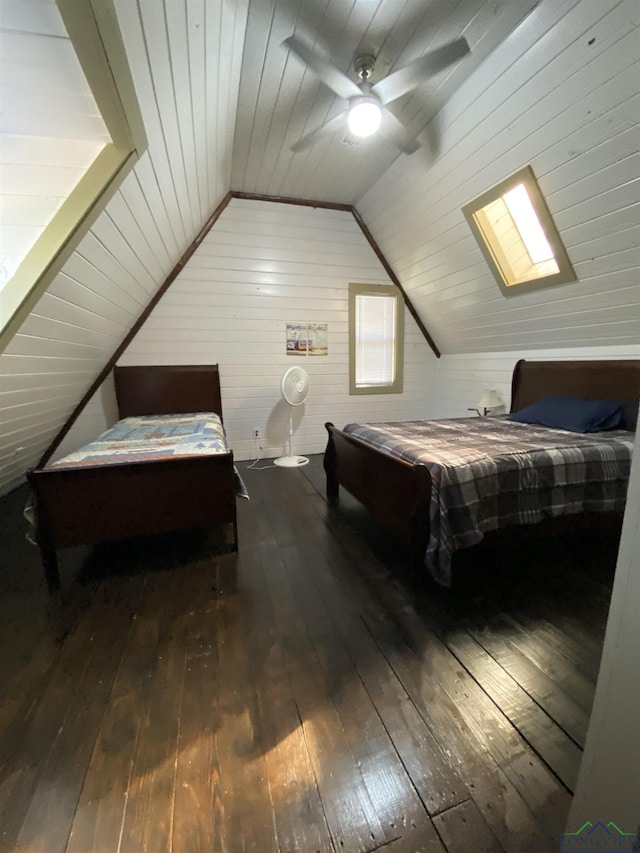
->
[286,322,328,356]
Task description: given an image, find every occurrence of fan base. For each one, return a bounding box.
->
[274,455,309,468]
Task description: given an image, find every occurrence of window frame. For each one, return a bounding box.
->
[462,165,576,296]
[349,282,404,395]
[0,0,147,352]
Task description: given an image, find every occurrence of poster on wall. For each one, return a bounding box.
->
[286,323,328,356]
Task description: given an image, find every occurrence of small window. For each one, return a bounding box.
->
[349,283,404,394]
[462,166,576,295]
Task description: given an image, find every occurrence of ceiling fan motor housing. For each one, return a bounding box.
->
[353,54,376,80]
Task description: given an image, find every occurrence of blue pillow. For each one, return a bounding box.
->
[509,396,624,433]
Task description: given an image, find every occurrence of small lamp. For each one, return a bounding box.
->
[468,389,504,417]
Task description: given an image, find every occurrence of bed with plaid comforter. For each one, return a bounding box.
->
[343,417,633,585]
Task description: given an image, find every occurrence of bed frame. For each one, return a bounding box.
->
[28,364,238,593]
[324,359,640,572]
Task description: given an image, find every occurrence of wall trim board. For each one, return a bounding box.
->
[36,191,234,468]
[36,190,438,469]
[230,192,353,213]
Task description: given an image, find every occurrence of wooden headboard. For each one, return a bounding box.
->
[511,359,640,430]
[114,364,224,419]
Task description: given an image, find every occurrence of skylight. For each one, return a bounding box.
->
[0,0,111,291]
[462,166,576,295]
[0,0,147,352]
[503,184,555,263]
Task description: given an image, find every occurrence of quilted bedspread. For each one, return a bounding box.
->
[49,413,249,499]
[343,417,634,585]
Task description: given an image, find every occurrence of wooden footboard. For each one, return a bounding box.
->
[324,422,432,567]
[28,453,238,592]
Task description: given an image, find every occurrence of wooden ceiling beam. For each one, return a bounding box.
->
[350,206,440,358]
[231,192,440,357]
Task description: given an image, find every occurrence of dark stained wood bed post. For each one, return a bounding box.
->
[324,422,434,571]
[27,473,62,592]
[324,423,340,505]
[40,540,61,594]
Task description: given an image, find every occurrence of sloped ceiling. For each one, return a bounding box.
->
[231,0,541,202]
[1,0,639,495]
[357,0,640,353]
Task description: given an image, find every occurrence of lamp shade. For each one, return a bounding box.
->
[348,97,382,137]
[477,389,504,410]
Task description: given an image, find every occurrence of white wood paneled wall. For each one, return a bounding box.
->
[567,430,640,830]
[0,0,248,496]
[120,198,437,462]
[57,198,437,465]
[436,345,640,419]
[357,0,640,354]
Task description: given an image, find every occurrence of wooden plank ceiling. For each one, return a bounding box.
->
[232,0,541,204]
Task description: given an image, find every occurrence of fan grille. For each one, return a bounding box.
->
[281,366,309,406]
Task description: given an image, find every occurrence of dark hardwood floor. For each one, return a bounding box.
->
[0,455,621,852]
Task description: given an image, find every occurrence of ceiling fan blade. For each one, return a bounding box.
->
[283,35,362,101]
[372,37,470,105]
[290,111,349,153]
[379,110,421,154]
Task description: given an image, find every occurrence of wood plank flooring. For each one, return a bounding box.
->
[0,455,622,852]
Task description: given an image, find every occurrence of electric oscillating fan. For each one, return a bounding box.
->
[274,366,310,468]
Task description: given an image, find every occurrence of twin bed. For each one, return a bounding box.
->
[28,359,638,592]
[28,364,241,592]
[325,359,639,585]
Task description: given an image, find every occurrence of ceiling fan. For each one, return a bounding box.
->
[283,34,470,154]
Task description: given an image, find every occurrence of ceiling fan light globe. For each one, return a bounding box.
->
[348,99,382,137]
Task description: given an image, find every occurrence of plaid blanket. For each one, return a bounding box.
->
[343,417,634,585]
